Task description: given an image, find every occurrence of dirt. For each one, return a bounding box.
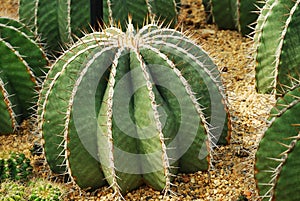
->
[0,0,275,200]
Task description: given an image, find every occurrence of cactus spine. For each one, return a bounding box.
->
[0,17,48,134]
[0,152,33,181]
[19,0,179,53]
[254,0,300,95]
[203,0,264,35]
[38,21,230,197]
[255,86,300,200]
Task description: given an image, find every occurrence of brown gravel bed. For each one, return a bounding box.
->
[0,0,275,200]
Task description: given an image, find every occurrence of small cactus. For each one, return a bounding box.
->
[0,151,33,181]
[38,20,230,197]
[203,0,264,35]
[19,0,180,53]
[0,17,48,134]
[255,86,300,200]
[254,0,300,95]
[28,179,64,201]
[0,180,26,201]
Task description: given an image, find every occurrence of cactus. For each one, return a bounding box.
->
[28,179,64,201]
[254,0,300,95]
[0,180,26,201]
[255,86,300,200]
[0,17,49,134]
[0,151,33,181]
[19,0,179,53]
[202,0,264,35]
[37,20,230,197]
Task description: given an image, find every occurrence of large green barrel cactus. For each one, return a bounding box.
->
[254,0,300,95]
[0,17,48,134]
[202,0,264,35]
[38,21,230,196]
[255,86,300,201]
[19,0,179,53]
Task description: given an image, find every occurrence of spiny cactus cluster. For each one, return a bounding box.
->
[203,0,264,35]
[19,0,180,53]
[0,179,65,201]
[0,17,48,134]
[37,20,230,196]
[0,151,32,181]
[255,85,300,201]
[254,0,300,95]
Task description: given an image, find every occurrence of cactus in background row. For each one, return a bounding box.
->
[0,17,48,134]
[254,0,300,95]
[19,0,180,53]
[255,86,300,201]
[202,0,264,35]
[37,20,230,197]
[0,151,33,181]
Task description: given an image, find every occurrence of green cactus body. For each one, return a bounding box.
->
[19,0,179,53]
[204,0,263,35]
[0,152,32,181]
[0,181,26,201]
[254,0,300,95]
[19,0,90,53]
[255,86,300,200]
[0,17,48,134]
[38,22,230,196]
[28,180,63,201]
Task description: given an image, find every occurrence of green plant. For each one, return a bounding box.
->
[255,86,300,201]
[254,0,300,95]
[37,20,230,197]
[0,180,26,201]
[202,0,264,35]
[0,151,33,181]
[28,179,64,201]
[0,17,49,134]
[19,0,180,53]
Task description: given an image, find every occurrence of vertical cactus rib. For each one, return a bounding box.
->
[0,77,18,133]
[57,0,72,45]
[255,0,300,95]
[255,86,300,200]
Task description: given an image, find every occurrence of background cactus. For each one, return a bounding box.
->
[0,17,48,134]
[37,21,230,197]
[255,85,300,200]
[254,0,300,95]
[19,0,180,54]
[202,0,264,35]
[0,151,33,181]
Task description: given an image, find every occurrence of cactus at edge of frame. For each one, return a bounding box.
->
[255,85,300,201]
[254,0,300,95]
[0,17,49,134]
[37,20,230,197]
[202,0,264,35]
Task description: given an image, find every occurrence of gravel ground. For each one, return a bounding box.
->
[0,0,275,200]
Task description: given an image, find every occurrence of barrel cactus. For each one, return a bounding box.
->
[0,151,33,181]
[0,180,26,201]
[202,0,264,35]
[37,19,230,197]
[19,0,180,53]
[255,85,300,201]
[0,17,48,134]
[28,179,64,201]
[254,0,300,95]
